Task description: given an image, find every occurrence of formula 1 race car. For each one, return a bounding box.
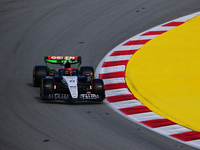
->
[33,56,105,102]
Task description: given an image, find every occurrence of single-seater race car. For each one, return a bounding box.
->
[33,56,105,102]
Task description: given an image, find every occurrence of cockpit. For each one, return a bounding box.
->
[59,68,78,76]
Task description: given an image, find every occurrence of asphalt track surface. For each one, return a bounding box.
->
[1,1,200,150]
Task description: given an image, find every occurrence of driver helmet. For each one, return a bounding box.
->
[65,70,70,76]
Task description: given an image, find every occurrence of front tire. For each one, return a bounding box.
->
[40,78,54,100]
[92,79,105,100]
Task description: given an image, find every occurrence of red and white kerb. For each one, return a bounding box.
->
[96,12,200,149]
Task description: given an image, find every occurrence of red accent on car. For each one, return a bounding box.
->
[60,68,78,71]
[48,77,55,94]
[48,56,78,60]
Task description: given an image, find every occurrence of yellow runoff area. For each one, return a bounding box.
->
[126,15,200,131]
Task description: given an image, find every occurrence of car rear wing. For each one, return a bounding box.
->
[44,55,82,68]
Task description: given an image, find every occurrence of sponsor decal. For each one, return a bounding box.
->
[69,80,75,83]
[45,94,69,100]
[43,93,100,100]
[48,56,78,60]
[80,94,99,99]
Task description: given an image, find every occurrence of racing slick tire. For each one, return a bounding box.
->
[92,79,105,100]
[40,78,54,100]
[80,66,94,78]
[33,66,48,87]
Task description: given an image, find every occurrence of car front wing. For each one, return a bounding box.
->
[42,93,104,101]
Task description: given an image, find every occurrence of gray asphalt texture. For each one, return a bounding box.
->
[0,0,200,150]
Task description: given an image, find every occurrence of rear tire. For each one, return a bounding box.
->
[33,66,48,87]
[80,66,94,78]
